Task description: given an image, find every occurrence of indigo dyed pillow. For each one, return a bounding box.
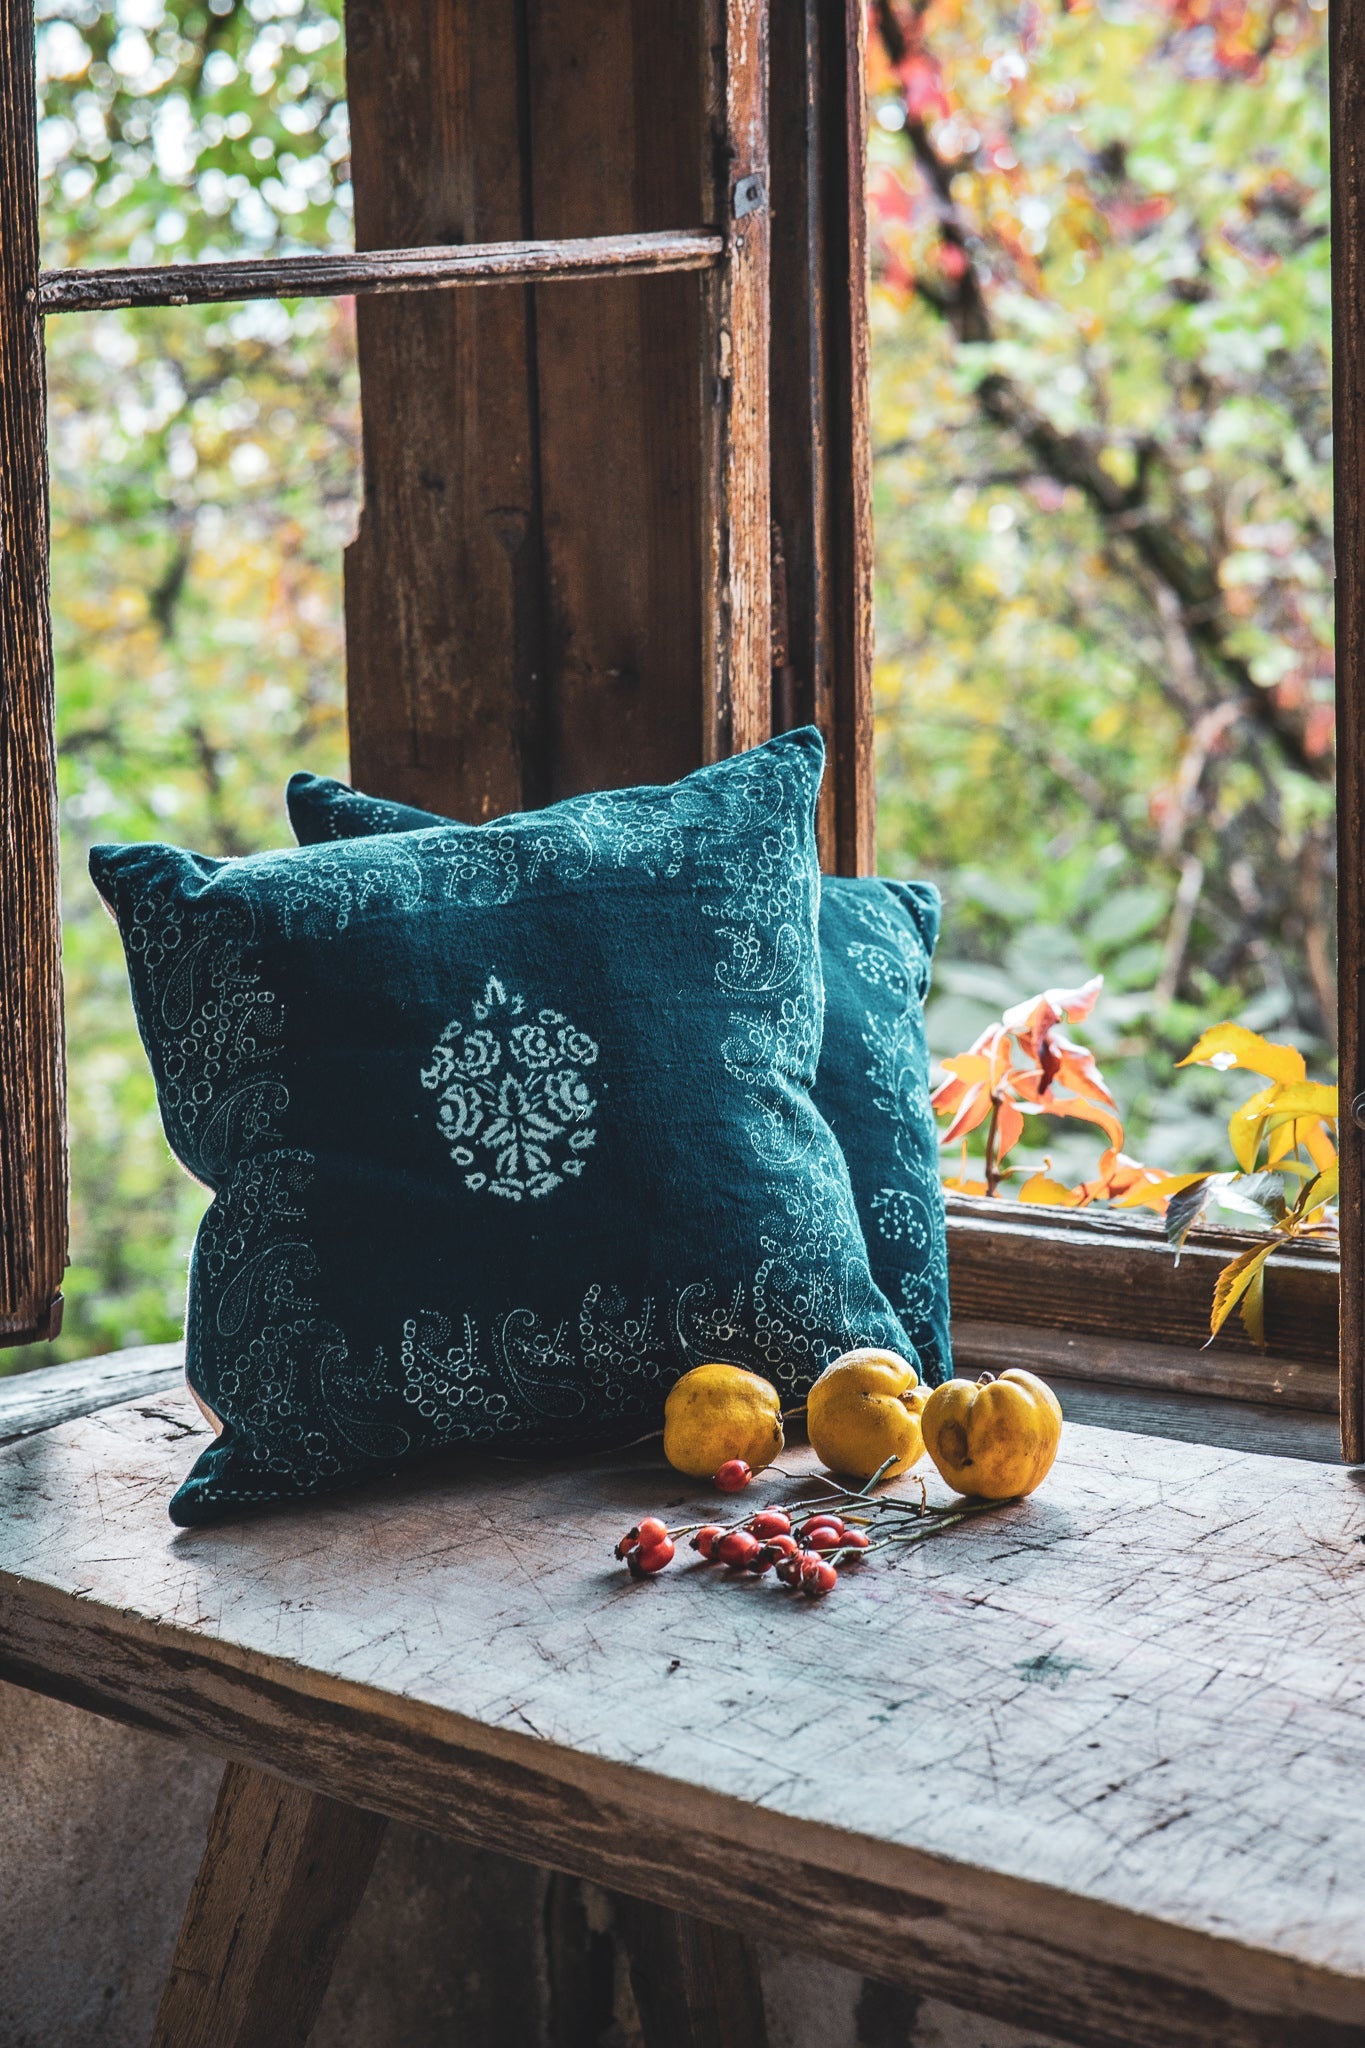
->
[288,768,952,1385]
[92,729,915,1526]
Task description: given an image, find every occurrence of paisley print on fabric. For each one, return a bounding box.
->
[291,777,954,1386]
[92,730,913,1524]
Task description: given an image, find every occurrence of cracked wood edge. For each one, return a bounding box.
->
[0,1341,183,1445]
[4,1397,1365,2048]
[3,1580,1361,2048]
[38,231,724,314]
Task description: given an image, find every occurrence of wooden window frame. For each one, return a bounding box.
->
[0,0,1354,1456]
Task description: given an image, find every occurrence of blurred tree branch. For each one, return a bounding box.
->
[870,0,1332,787]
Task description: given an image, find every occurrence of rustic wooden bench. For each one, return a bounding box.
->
[2,1376,1363,2048]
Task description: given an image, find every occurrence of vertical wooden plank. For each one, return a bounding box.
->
[0,0,66,1344]
[766,0,874,873]
[1331,0,1363,1464]
[149,1762,385,2048]
[704,0,772,761]
[833,0,876,875]
[528,0,706,799]
[343,0,547,820]
[614,1892,770,2048]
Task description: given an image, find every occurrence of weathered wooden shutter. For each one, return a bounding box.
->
[342,0,874,871]
[0,0,64,1348]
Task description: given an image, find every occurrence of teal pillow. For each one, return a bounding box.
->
[91,731,915,1525]
[287,770,952,1386]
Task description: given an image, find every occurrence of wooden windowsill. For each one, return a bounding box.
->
[946,1192,1339,1413]
[2,1391,1364,2045]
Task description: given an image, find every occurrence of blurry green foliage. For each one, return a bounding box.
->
[3,0,355,1375]
[869,0,1334,1190]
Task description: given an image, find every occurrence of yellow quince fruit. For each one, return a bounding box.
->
[663,1363,784,1480]
[806,1347,925,1483]
[921,1369,1062,1500]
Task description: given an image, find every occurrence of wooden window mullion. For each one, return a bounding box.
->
[704,0,773,763]
[0,0,64,1346]
[1332,0,1364,1465]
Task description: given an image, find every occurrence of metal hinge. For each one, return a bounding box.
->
[732,174,766,218]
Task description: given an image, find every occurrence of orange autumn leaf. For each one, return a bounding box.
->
[1017,1170,1085,1206]
[994,1097,1026,1164]
[1079,1148,1170,1208]
[1002,976,1103,1082]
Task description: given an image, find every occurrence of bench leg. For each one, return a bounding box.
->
[149,1760,386,2048]
[614,1892,770,2048]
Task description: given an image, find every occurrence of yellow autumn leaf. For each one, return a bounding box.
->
[1265,1119,1299,1167]
[1300,1162,1340,1213]
[1239,1255,1267,1347]
[1305,1121,1338,1173]
[1209,1241,1276,1343]
[1178,1025,1306,1087]
[1112,1170,1208,1208]
[1261,1082,1338,1122]
[1017,1172,1084,1206]
[1228,1083,1278,1174]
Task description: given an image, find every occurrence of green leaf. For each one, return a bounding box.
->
[1165,1175,1222,1257]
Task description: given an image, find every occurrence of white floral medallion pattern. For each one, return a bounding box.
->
[421,974,599,1200]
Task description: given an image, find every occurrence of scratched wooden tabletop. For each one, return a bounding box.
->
[2,1389,1363,2048]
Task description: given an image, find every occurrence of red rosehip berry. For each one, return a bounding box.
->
[797,1516,844,1545]
[837,1528,870,1551]
[627,1538,675,1578]
[775,1554,805,1587]
[636,1517,670,1547]
[762,1533,798,1559]
[690,1525,724,1560]
[801,1557,838,1598]
[614,1528,641,1560]
[715,1529,761,1568]
[747,1510,792,1539]
[714,1460,753,1493]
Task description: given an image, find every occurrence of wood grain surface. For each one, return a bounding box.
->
[953,1318,1340,1412]
[342,0,728,821]
[527,0,710,806]
[1331,0,1364,1464]
[704,0,772,763]
[38,232,723,314]
[832,0,875,876]
[614,1892,771,2048]
[768,0,875,874]
[946,1193,1338,1369]
[150,1760,386,2048]
[3,1392,1365,2048]
[0,0,66,1343]
[0,1340,181,1445]
[342,0,548,820]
